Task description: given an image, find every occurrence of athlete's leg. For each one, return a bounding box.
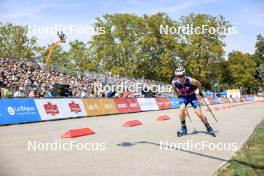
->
[177,97,188,136]
[194,107,208,124]
[190,95,214,132]
[178,97,187,124]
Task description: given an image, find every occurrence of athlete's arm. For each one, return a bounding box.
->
[190,78,203,95]
[171,81,180,97]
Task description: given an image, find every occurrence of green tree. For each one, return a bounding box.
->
[177,14,230,90]
[68,40,96,73]
[227,51,257,93]
[42,43,71,74]
[218,60,232,90]
[254,34,264,90]
[90,13,179,82]
[139,13,179,82]
[90,13,145,76]
[0,23,40,61]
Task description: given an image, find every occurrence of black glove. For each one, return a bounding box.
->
[199,91,204,97]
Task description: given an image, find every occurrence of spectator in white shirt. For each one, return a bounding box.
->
[81,87,89,98]
[14,87,26,98]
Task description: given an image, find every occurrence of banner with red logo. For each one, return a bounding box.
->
[155,98,172,110]
[114,98,132,113]
[34,99,87,120]
[126,98,141,112]
[223,98,231,103]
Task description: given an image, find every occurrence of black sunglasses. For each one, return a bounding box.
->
[177,75,185,78]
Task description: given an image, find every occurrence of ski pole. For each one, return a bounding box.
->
[185,107,192,122]
[201,96,218,122]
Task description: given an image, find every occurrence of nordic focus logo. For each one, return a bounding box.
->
[94,83,172,94]
[160,24,238,35]
[28,24,106,35]
[27,140,106,151]
[160,140,238,151]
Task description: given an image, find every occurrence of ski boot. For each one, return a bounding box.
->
[177,126,187,137]
[207,126,216,137]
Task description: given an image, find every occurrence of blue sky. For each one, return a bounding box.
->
[0,0,263,55]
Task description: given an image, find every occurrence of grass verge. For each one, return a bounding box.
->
[216,119,264,176]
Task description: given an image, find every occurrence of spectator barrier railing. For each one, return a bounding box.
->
[0,96,263,125]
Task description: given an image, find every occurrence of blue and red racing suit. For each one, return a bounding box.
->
[172,76,200,109]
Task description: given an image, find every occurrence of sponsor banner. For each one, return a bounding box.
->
[82,99,118,116]
[247,96,254,102]
[242,97,247,102]
[137,98,159,111]
[227,89,240,99]
[114,98,132,113]
[169,98,180,108]
[99,99,118,114]
[218,98,225,104]
[207,97,214,105]
[126,98,141,112]
[155,98,172,110]
[228,98,234,103]
[254,96,263,101]
[213,98,221,104]
[35,99,86,120]
[0,98,41,125]
[232,98,240,102]
[203,97,211,105]
[82,99,102,116]
[223,98,230,103]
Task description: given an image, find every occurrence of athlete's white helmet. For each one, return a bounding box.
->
[175,67,185,76]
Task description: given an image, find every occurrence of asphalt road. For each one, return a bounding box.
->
[0,101,263,176]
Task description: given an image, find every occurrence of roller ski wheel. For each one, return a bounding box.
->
[177,127,187,137]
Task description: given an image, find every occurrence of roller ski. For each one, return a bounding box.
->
[206,126,216,137]
[177,127,187,137]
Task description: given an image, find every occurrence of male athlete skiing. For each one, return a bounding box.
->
[172,67,215,137]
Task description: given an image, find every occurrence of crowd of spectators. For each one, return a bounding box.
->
[0,58,174,98]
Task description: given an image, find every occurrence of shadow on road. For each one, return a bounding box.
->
[117,141,264,171]
[117,140,228,162]
[190,129,220,135]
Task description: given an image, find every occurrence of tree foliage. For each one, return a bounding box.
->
[90,13,179,82]
[254,34,264,89]
[0,23,40,62]
[226,51,257,93]
[176,14,230,89]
